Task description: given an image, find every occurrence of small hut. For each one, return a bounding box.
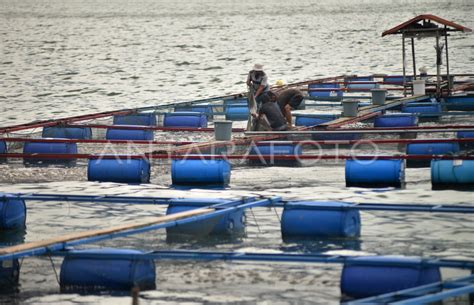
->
[382,14,472,96]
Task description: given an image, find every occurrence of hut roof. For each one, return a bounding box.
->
[382,14,472,37]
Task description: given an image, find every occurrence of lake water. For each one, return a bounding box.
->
[0,0,473,304]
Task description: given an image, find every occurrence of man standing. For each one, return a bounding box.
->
[246,64,269,105]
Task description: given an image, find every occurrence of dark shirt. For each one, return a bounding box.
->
[276,89,304,112]
[259,102,288,130]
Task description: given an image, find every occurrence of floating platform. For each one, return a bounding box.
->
[0,71,473,303]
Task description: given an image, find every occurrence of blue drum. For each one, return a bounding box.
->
[406,142,460,167]
[0,194,26,230]
[281,201,361,239]
[295,114,338,127]
[374,113,418,128]
[163,112,208,128]
[166,198,245,237]
[457,131,474,150]
[249,144,302,166]
[113,113,157,126]
[345,159,404,188]
[87,158,151,183]
[23,142,77,166]
[60,248,156,292]
[431,160,474,190]
[341,256,441,298]
[106,128,154,140]
[308,83,342,99]
[171,159,231,186]
[42,126,92,139]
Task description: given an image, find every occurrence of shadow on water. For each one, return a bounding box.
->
[0,229,26,247]
[166,232,245,246]
[280,237,362,253]
[170,185,228,191]
[0,230,26,296]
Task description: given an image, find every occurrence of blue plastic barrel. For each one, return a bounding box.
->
[295,114,338,127]
[166,198,244,236]
[174,104,213,118]
[345,76,379,90]
[249,144,302,166]
[444,95,474,111]
[383,75,413,84]
[87,158,150,183]
[346,76,373,82]
[42,126,92,139]
[346,159,404,188]
[374,113,418,128]
[308,83,342,99]
[224,98,248,107]
[457,131,474,139]
[281,201,360,239]
[23,141,78,166]
[0,140,6,163]
[225,105,249,121]
[457,131,474,150]
[406,142,460,168]
[402,102,442,120]
[312,132,361,141]
[0,194,26,230]
[23,142,77,154]
[171,159,231,186]
[0,259,20,292]
[105,128,154,140]
[431,160,474,190]
[113,113,157,126]
[341,256,441,298]
[223,99,249,120]
[163,112,208,128]
[60,248,156,292]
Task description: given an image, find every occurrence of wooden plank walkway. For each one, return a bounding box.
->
[0,208,213,256]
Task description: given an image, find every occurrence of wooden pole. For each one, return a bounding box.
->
[411,37,417,80]
[436,32,441,97]
[0,208,213,256]
[444,27,451,95]
[402,34,407,97]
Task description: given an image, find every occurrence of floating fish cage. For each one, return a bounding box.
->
[1,71,474,303]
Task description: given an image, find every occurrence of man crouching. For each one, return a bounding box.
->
[252,91,288,131]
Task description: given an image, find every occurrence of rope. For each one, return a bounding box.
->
[248,208,261,234]
[47,253,60,285]
[273,206,281,223]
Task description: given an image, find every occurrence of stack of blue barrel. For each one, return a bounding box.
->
[25,124,92,166]
[307,83,342,100]
[89,113,156,183]
[108,113,156,140]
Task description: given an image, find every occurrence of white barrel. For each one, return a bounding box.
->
[214,120,233,141]
[371,89,387,105]
[413,79,426,95]
[342,100,359,117]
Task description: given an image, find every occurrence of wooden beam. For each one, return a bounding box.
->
[0,208,213,256]
[320,95,427,128]
[403,34,407,96]
[411,37,417,80]
[445,26,451,95]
